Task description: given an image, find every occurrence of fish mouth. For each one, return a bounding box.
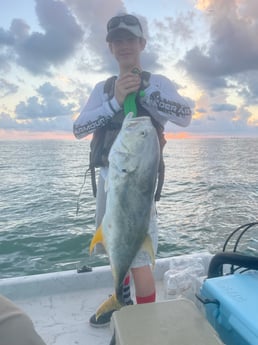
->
[123,116,152,134]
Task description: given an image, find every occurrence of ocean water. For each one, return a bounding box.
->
[0,138,258,278]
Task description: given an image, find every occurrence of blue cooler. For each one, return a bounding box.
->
[200,271,258,345]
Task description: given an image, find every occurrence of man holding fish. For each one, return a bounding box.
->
[73,13,192,327]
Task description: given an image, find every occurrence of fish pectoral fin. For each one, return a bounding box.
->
[142,234,155,268]
[89,225,104,254]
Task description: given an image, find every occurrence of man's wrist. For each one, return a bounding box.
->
[108,96,122,113]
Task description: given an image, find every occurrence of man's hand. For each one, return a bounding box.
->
[114,72,141,106]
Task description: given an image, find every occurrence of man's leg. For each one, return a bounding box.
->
[131,265,156,304]
[130,203,158,304]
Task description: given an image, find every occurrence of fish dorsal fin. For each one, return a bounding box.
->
[89,225,104,254]
[141,234,155,268]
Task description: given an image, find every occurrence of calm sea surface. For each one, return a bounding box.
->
[0,138,258,278]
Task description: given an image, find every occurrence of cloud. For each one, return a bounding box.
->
[179,46,229,90]
[0,54,12,73]
[154,13,194,44]
[10,18,30,40]
[0,78,18,97]
[0,27,15,45]
[211,103,237,112]
[0,111,73,133]
[0,0,83,75]
[236,71,258,105]
[181,0,258,93]
[188,89,258,136]
[15,82,76,119]
[196,108,207,113]
[175,0,258,136]
[188,109,256,136]
[0,112,18,129]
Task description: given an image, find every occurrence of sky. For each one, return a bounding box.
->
[0,0,258,140]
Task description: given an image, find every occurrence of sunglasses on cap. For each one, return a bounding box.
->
[107,14,143,32]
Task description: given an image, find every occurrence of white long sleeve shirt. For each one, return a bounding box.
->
[73,73,192,139]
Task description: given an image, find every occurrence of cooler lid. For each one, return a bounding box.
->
[202,271,258,342]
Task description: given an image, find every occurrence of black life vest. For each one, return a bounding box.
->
[89,72,166,201]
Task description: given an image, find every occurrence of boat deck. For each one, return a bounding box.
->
[0,254,212,345]
[17,282,165,345]
[19,285,116,344]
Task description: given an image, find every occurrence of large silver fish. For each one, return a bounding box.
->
[90,113,160,317]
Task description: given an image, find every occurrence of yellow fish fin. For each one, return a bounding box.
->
[89,225,104,254]
[95,294,124,320]
[141,234,155,269]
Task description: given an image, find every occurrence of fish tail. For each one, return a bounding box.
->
[95,294,124,321]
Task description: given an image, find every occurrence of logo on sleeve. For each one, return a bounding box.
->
[149,91,191,118]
